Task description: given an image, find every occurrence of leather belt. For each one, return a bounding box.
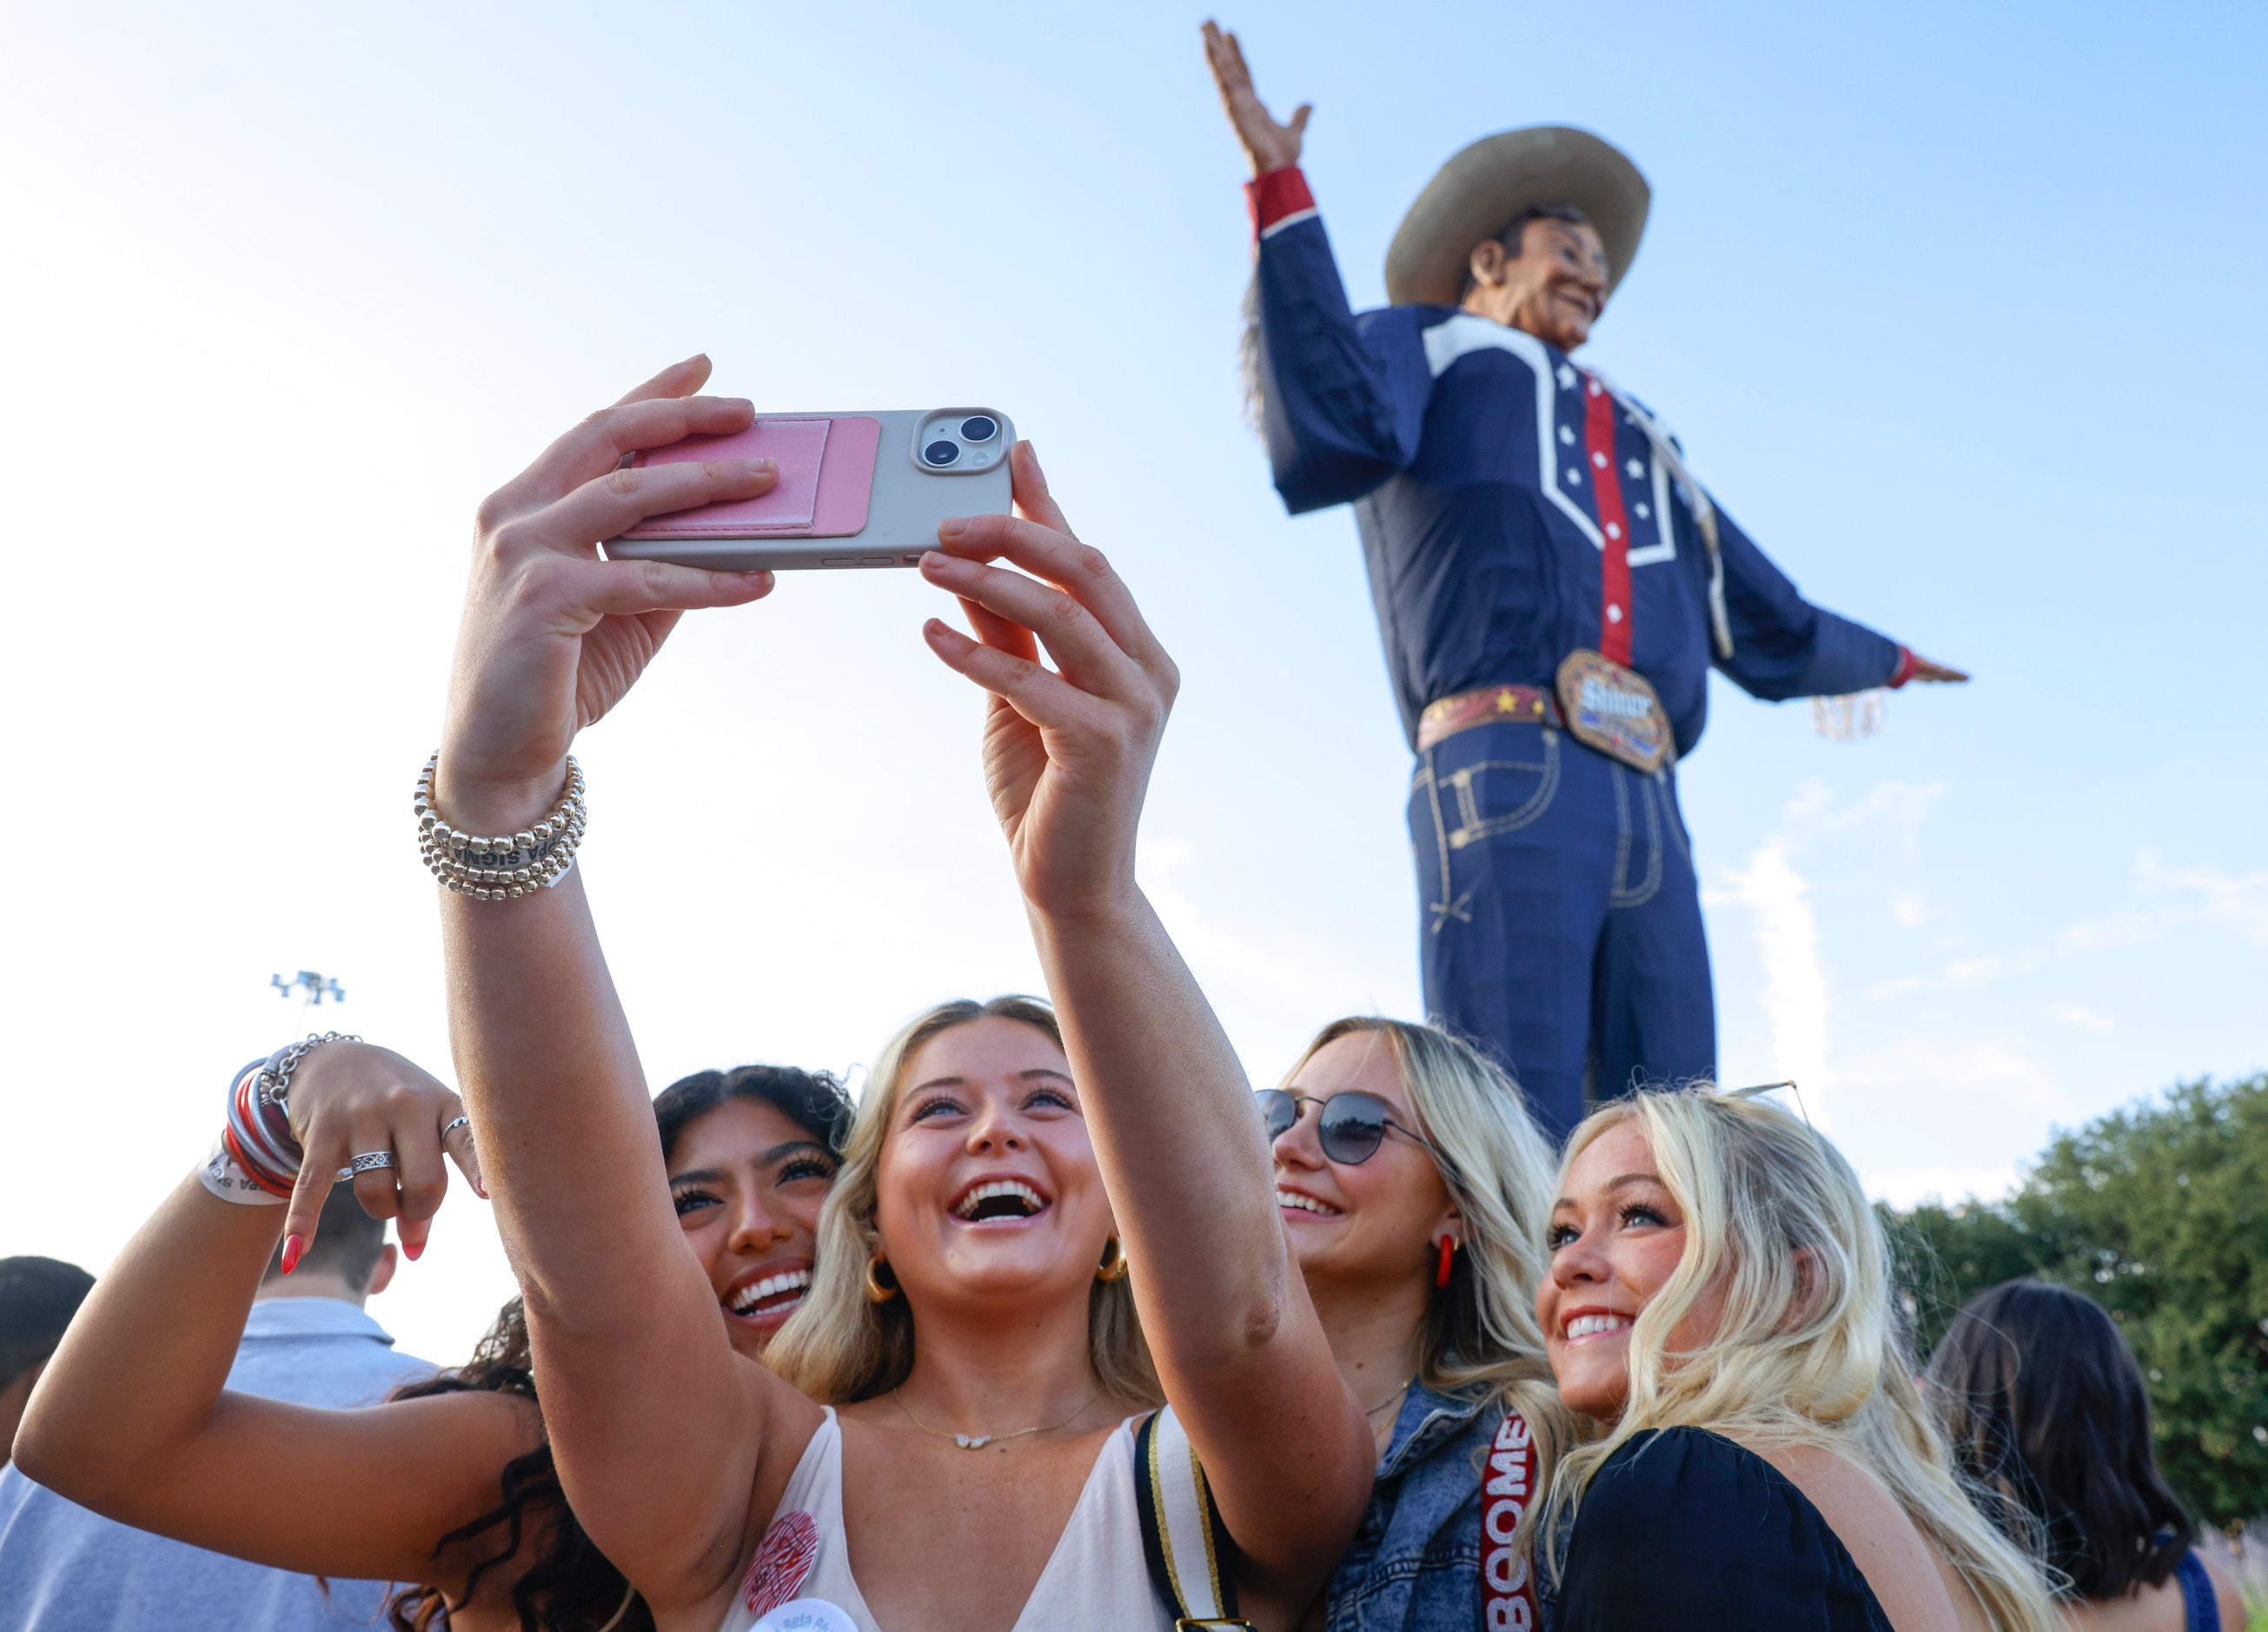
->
[1416,684,1563,752]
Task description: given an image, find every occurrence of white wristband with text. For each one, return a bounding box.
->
[198,1140,288,1207]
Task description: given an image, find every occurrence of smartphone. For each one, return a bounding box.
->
[604,408,1015,571]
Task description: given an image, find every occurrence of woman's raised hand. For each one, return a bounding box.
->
[1201,20,1310,176]
[438,355,779,833]
[280,1043,482,1270]
[918,444,1178,921]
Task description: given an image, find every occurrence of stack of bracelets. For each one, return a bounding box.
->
[202,1032,360,1204]
[414,751,585,899]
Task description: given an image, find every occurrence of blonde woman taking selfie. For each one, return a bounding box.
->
[425,359,1375,1632]
[1539,1087,2059,1632]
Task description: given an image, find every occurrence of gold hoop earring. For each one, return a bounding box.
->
[1096,1237,1130,1283]
[863,1253,900,1304]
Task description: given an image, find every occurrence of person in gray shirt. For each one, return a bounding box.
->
[1,1259,94,1470]
[0,1185,434,1630]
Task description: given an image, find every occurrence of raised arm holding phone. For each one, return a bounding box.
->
[430,355,1373,1631]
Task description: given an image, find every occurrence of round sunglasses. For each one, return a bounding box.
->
[1256,1089,1449,1167]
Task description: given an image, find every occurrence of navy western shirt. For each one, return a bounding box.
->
[1248,168,1905,758]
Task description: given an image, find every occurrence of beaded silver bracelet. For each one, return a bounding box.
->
[414,752,586,900]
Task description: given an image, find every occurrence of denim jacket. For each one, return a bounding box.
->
[1322,1381,1550,1632]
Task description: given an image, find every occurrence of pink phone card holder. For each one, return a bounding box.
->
[622,415,879,539]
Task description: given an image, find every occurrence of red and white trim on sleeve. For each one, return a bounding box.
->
[1888,646,1918,688]
[1246,165,1317,241]
[1582,370,1635,667]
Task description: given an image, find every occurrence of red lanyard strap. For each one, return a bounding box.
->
[1581,371,1633,667]
[1480,1409,1541,1630]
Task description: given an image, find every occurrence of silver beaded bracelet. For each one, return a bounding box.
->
[414,753,586,901]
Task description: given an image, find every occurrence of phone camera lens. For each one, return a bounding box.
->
[959,415,998,443]
[923,440,961,467]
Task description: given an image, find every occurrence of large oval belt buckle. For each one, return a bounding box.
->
[1555,649,1673,773]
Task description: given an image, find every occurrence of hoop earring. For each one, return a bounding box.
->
[1435,1235,1458,1290]
[1096,1237,1130,1283]
[863,1253,900,1304]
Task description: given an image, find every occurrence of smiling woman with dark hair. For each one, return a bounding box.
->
[1926,1280,2244,1632]
[17,1043,852,1632]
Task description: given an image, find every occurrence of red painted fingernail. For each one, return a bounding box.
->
[404,1239,425,1262]
[280,1235,304,1275]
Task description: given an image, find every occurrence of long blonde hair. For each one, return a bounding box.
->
[1281,1019,1575,1511]
[765,996,1158,1407]
[1542,1087,2058,1632]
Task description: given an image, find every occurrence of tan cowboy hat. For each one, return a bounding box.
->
[1384,126,1650,308]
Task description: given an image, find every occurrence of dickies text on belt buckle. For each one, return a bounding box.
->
[1555,649,1673,774]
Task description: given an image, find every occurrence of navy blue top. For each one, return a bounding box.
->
[1554,1427,1893,1630]
[2175,1548,2223,1632]
[1251,202,1904,755]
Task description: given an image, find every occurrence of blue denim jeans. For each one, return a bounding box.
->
[1408,719,1715,1142]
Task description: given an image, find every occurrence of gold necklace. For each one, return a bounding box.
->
[892,1385,1101,1451]
[1363,1375,1416,1420]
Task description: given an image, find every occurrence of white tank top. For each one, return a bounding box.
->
[718,1406,1173,1632]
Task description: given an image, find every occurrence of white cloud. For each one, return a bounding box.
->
[2137,851,2268,945]
[1716,837,1833,1124]
[1865,910,2163,998]
[1816,780,1947,848]
[2050,1004,2115,1033]
[1890,892,1928,929]
[1137,836,1350,1018]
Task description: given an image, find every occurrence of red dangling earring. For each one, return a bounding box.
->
[1436,1235,1456,1289]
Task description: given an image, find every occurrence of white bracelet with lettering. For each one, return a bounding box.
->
[197,1139,289,1207]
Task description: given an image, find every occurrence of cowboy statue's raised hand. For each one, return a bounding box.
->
[436,355,780,836]
[918,443,1179,922]
[278,1042,481,1269]
[1202,20,1309,177]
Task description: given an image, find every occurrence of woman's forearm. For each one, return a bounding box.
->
[439,862,769,1603]
[1027,890,1289,1356]
[17,1174,280,1500]
[439,866,688,1330]
[15,1175,537,1589]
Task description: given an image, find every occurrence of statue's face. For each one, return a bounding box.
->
[1464,216,1609,352]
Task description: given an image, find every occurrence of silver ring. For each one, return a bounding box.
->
[441,1116,471,1137]
[337,1151,399,1180]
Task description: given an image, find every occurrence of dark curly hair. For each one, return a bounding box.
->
[385,1062,852,1631]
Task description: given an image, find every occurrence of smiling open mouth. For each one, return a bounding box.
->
[1276,1188,1343,1217]
[951,1179,1049,1223]
[1563,1312,1633,1342]
[726,1268,812,1320]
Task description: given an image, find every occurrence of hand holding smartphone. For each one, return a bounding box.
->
[605,407,1015,572]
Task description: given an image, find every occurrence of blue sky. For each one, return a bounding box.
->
[1,1,2259,1364]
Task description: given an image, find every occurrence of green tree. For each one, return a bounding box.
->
[1883,1074,2268,1527]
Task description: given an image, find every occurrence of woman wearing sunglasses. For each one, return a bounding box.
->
[1262,1018,1573,1631]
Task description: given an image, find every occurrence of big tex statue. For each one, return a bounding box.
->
[1204,24,1966,1141]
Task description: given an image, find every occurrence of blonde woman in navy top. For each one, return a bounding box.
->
[1541,1088,2059,1631]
